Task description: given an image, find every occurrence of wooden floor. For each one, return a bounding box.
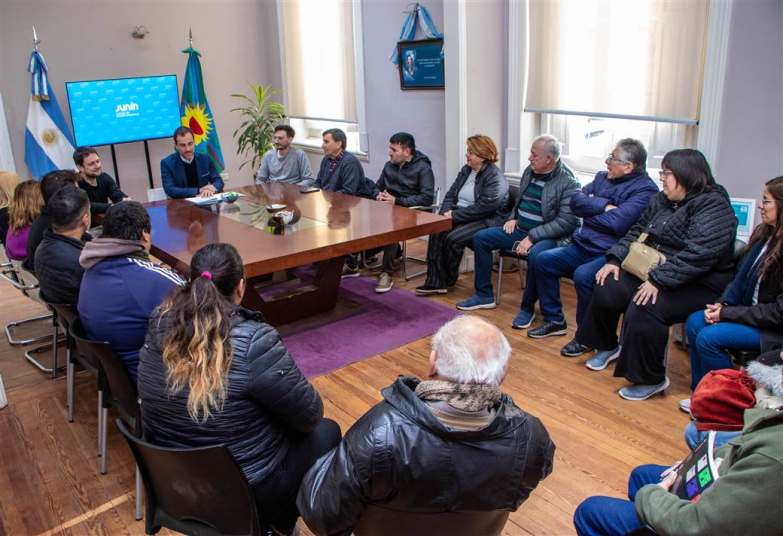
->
[0,261,694,536]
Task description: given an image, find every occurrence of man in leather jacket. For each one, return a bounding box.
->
[296,316,555,536]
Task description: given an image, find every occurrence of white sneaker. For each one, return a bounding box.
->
[678,398,691,414]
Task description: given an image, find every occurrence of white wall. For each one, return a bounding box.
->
[465,0,505,161]
[360,0,446,188]
[713,0,783,200]
[0,0,279,201]
[284,0,448,193]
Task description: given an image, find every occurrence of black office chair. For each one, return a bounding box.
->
[353,506,509,536]
[730,349,760,367]
[69,319,143,520]
[117,420,269,536]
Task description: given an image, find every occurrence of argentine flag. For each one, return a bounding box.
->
[24,50,75,179]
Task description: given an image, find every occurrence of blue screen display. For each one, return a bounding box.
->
[66,75,180,146]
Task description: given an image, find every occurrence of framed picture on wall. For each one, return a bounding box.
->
[397,39,444,90]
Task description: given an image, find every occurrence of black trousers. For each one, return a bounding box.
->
[252,418,341,533]
[575,270,720,385]
[365,243,403,274]
[424,219,490,289]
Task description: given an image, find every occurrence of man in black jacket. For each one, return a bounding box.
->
[24,169,79,273]
[34,186,91,305]
[74,146,128,217]
[296,316,555,536]
[367,132,435,292]
[456,135,580,323]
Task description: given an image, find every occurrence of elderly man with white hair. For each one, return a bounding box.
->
[456,135,580,332]
[296,316,555,536]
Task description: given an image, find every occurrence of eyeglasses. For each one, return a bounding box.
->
[606,154,630,165]
[658,170,674,179]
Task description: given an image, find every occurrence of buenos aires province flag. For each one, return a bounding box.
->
[180,46,225,173]
[24,50,75,179]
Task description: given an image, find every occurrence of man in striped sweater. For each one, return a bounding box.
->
[456,135,580,329]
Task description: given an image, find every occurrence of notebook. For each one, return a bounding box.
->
[672,430,721,501]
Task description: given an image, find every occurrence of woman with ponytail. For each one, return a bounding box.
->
[682,176,783,412]
[138,243,341,535]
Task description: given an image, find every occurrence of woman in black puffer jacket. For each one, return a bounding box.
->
[138,243,340,535]
[574,149,737,401]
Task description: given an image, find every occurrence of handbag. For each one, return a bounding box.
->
[691,369,756,431]
[621,232,666,281]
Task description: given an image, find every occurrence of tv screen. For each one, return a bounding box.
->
[66,75,180,147]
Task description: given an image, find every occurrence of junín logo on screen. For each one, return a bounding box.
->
[115,102,140,118]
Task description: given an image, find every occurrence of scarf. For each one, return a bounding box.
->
[414,380,502,412]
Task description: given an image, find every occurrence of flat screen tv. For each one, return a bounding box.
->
[66,75,180,147]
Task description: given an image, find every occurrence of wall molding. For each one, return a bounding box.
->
[504,0,527,174]
[696,0,734,165]
[444,0,467,185]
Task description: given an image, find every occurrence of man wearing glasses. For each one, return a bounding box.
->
[529,138,658,357]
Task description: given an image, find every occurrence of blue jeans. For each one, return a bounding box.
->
[533,244,605,324]
[471,226,555,302]
[686,311,761,390]
[683,421,741,450]
[574,464,667,536]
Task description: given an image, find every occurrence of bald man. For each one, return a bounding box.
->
[297,316,556,534]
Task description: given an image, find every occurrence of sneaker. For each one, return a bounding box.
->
[341,264,360,278]
[375,272,394,293]
[415,285,448,296]
[363,254,381,269]
[585,346,621,371]
[511,310,536,329]
[528,320,568,339]
[678,398,691,414]
[618,378,671,401]
[456,294,496,311]
[560,339,593,357]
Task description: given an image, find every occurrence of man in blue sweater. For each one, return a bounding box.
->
[316,128,365,196]
[527,138,658,357]
[316,128,369,276]
[160,126,224,199]
[77,201,184,380]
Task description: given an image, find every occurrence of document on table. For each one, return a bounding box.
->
[185,192,244,205]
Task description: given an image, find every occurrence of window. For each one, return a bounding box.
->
[277,0,366,154]
[521,0,709,177]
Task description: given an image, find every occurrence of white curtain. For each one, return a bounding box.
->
[525,0,709,124]
[0,93,15,173]
[279,0,358,123]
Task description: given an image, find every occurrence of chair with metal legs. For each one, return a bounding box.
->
[69,319,143,521]
[494,250,527,305]
[46,301,102,453]
[402,187,441,281]
[0,263,64,376]
[0,261,53,347]
[117,420,268,535]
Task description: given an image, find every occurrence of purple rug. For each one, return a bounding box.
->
[280,276,459,377]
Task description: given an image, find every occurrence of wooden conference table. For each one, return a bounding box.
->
[146,183,451,325]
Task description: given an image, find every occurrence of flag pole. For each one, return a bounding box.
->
[32,26,40,51]
[188,27,193,48]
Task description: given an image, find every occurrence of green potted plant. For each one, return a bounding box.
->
[231,84,286,171]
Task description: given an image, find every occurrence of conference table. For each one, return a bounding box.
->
[145,183,451,325]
